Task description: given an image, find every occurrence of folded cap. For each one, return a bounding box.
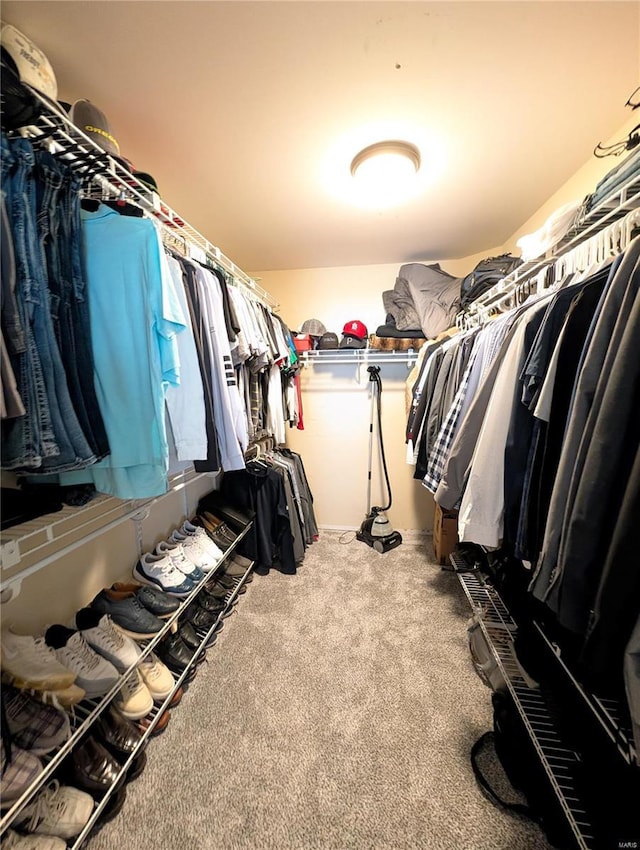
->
[300,319,327,337]
[70,98,120,156]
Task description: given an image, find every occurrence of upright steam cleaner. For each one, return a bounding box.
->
[356,365,403,553]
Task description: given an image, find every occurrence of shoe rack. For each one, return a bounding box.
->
[450,551,639,850]
[0,520,255,848]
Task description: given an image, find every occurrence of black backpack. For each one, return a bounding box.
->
[460,253,523,308]
[471,687,574,848]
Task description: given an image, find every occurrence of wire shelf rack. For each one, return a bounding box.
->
[451,553,597,850]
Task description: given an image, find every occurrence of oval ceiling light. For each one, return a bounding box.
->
[350,140,421,207]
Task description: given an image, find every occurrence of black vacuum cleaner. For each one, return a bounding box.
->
[356,365,403,554]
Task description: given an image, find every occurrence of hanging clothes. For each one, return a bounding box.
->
[220,462,297,573]
[61,204,187,498]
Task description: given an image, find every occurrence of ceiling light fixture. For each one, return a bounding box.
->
[350,140,421,179]
[349,140,421,207]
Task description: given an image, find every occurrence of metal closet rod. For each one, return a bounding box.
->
[19,87,279,311]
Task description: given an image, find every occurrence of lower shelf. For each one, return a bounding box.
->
[451,553,597,850]
[1,548,254,848]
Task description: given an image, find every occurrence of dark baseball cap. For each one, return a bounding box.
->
[70,99,120,156]
[317,332,339,350]
[339,334,367,350]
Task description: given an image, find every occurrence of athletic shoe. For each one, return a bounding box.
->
[109,582,180,619]
[182,521,229,558]
[90,589,166,639]
[169,528,221,569]
[154,540,205,583]
[0,741,43,804]
[3,684,71,754]
[2,830,67,850]
[132,552,195,598]
[138,651,175,702]
[113,670,153,720]
[14,780,94,839]
[44,626,120,699]
[75,609,141,673]
[1,628,77,691]
[37,683,86,709]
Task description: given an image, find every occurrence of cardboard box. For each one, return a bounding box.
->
[433,502,459,565]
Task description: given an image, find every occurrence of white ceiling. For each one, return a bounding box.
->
[3,2,639,273]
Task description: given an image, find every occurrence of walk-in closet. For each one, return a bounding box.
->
[1,4,638,850]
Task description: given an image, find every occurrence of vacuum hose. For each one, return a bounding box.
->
[368,365,392,513]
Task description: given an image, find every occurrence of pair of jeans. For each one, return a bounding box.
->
[1,133,56,468]
[2,135,96,471]
[35,150,109,460]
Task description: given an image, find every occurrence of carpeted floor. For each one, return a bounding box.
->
[87,530,553,850]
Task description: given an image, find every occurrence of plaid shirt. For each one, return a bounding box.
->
[423,349,478,493]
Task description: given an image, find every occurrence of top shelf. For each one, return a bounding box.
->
[14,87,279,310]
[298,349,420,368]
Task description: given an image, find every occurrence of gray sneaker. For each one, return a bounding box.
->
[44,626,120,699]
[75,608,141,673]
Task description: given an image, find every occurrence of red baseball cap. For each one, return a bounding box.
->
[342,320,368,340]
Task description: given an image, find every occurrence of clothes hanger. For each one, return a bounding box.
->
[594,123,640,158]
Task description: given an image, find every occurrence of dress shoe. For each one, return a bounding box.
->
[125,748,147,782]
[168,686,184,707]
[137,708,170,737]
[220,560,252,580]
[90,589,165,639]
[179,620,216,651]
[91,782,127,828]
[212,572,237,590]
[61,735,124,799]
[201,580,228,601]
[110,582,180,619]
[182,601,221,632]
[93,704,144,762]
[196,588,227,613]
[155,631,200,675]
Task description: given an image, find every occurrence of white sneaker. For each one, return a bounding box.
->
[2,830,67,850]
[155,540,205,583]
[75,608,141,673]
[138,651,175,701]
[44,626,120,700]
[169,529,220,570]
[1,628,77,691]
[15,780,94,839]
[132,552,195,598]
[181,522,226,561]
[113,669,153,720]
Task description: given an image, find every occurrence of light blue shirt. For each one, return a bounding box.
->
[64,205,186,498]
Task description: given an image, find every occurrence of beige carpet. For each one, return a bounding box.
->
[87,530,554,850]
